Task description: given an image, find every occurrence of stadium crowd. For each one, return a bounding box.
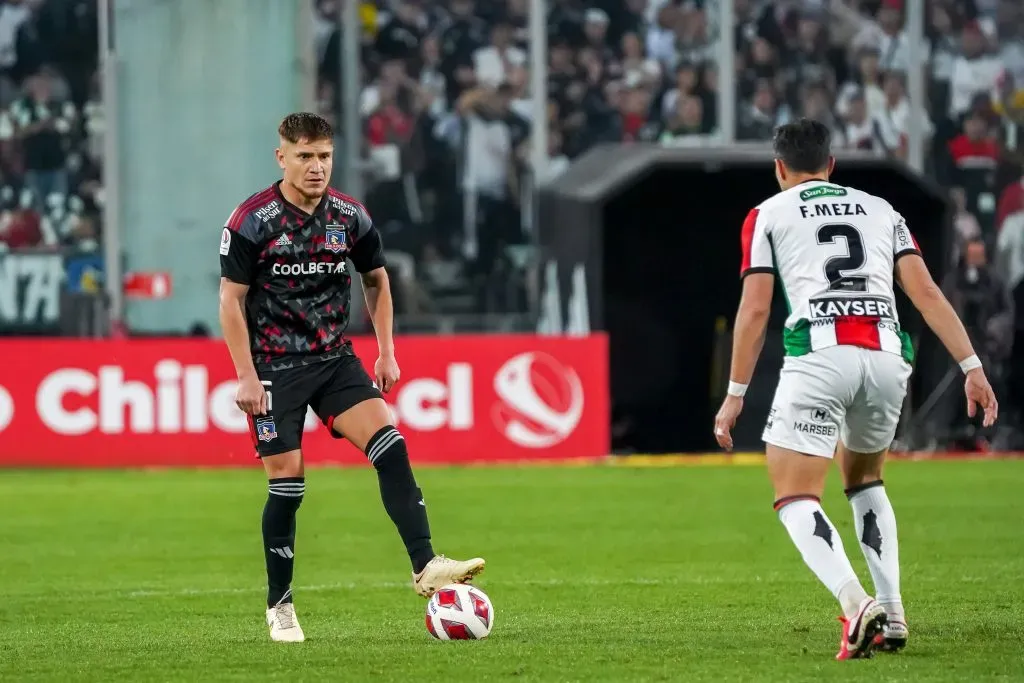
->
[0,0,1021,446]
[311,0,1023,447]
[0,0,100,254]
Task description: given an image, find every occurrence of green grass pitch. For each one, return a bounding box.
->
[1,459,1022,682]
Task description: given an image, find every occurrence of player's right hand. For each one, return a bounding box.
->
[235,374,268,415]
[714,395,744,451]
[965,368,998,427]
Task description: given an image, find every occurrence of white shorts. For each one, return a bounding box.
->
[762,345,912,458]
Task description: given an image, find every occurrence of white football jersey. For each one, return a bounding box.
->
[740,180,919,362]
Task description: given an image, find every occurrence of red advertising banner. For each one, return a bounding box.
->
[0,335,608,467]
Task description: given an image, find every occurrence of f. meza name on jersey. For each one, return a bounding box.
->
[740,180,920,362]
[219,182,386,371]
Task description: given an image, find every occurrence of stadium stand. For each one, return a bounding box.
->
[0,0,1020,447]
[312,0,1021,309]
[0,0,100,252]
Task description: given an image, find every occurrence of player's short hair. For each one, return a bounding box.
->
[278,112,334,144]
[772,119,831,174]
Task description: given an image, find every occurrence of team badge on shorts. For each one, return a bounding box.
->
[256,417,278,442]
[325,226,347,253]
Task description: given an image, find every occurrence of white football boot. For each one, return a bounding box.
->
[266,602,305,643]
[412,554,486,597]
[875,619,909,652]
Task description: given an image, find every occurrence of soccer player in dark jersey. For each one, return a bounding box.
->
[218,112,485,643]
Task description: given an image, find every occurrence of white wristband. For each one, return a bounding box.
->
[727,381,748,398]
[959,354,982,374]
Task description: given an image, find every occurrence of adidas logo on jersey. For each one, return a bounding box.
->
[275,234,292,246]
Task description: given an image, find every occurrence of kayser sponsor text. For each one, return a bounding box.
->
[0,335,608,466]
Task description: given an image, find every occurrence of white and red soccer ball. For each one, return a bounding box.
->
[425,583,494,640]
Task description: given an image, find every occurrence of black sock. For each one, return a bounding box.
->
[263,477,304,608]
[366,426,434,573]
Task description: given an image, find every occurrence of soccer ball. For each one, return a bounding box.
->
[425,583,494,640]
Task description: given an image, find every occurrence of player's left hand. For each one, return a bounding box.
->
[375,354,400,394]
[714,395,744,451]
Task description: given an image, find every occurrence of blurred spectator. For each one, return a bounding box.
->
[660,62,701,121]
[374,0,426,62]
[837,47,886,121]
[738,79,790,141]
[0,0,31,80]
[581,9,614,64]
[995,203,1024,293]
[801,82,845,144]
[945,238,1014,361]
[473,17,525,88]
[842,88,883,153]
[949,21,1003,120]
[997,177,1024,232]
[1002,205,1024,419]
[659,94,718,146]
[0,186,41,248]
[951,186,983,264]
[928,3,959,117]
[874,70,933,160]
[7,69,74,211]
[847,0,932,74]
[995,71,1024,200]
[948,101,1000,237]
[941,238,1014,446]
[454,83,528,267]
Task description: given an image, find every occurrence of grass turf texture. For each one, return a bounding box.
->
[1,459,1021,682]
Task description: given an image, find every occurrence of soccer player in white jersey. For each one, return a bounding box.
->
[713,119,999,660]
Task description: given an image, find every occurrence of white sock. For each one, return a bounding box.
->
[848,482,904,622]
[777,498,868,618]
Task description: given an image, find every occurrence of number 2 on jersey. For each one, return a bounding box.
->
[816,223,867,292]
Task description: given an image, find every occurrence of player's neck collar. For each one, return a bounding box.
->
[274,180,327,218]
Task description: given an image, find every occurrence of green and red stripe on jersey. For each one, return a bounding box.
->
[783,318,914,363]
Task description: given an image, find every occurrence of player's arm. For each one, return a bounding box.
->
[360,267,394,359]
[893,235,998,426]
[715,208,775,450]
[891,214,974,363]
[218,220,266,415]
[349,207,398,391]
[219,280,258,377]
[729,272,775,387]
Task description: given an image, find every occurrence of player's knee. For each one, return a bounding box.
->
[268,476,305,510]
[365,425,408,471]
[262,449,304,479]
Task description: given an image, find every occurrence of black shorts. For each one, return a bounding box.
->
[247,355,382,457]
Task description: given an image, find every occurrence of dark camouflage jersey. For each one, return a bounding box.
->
[219,182,386,371]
